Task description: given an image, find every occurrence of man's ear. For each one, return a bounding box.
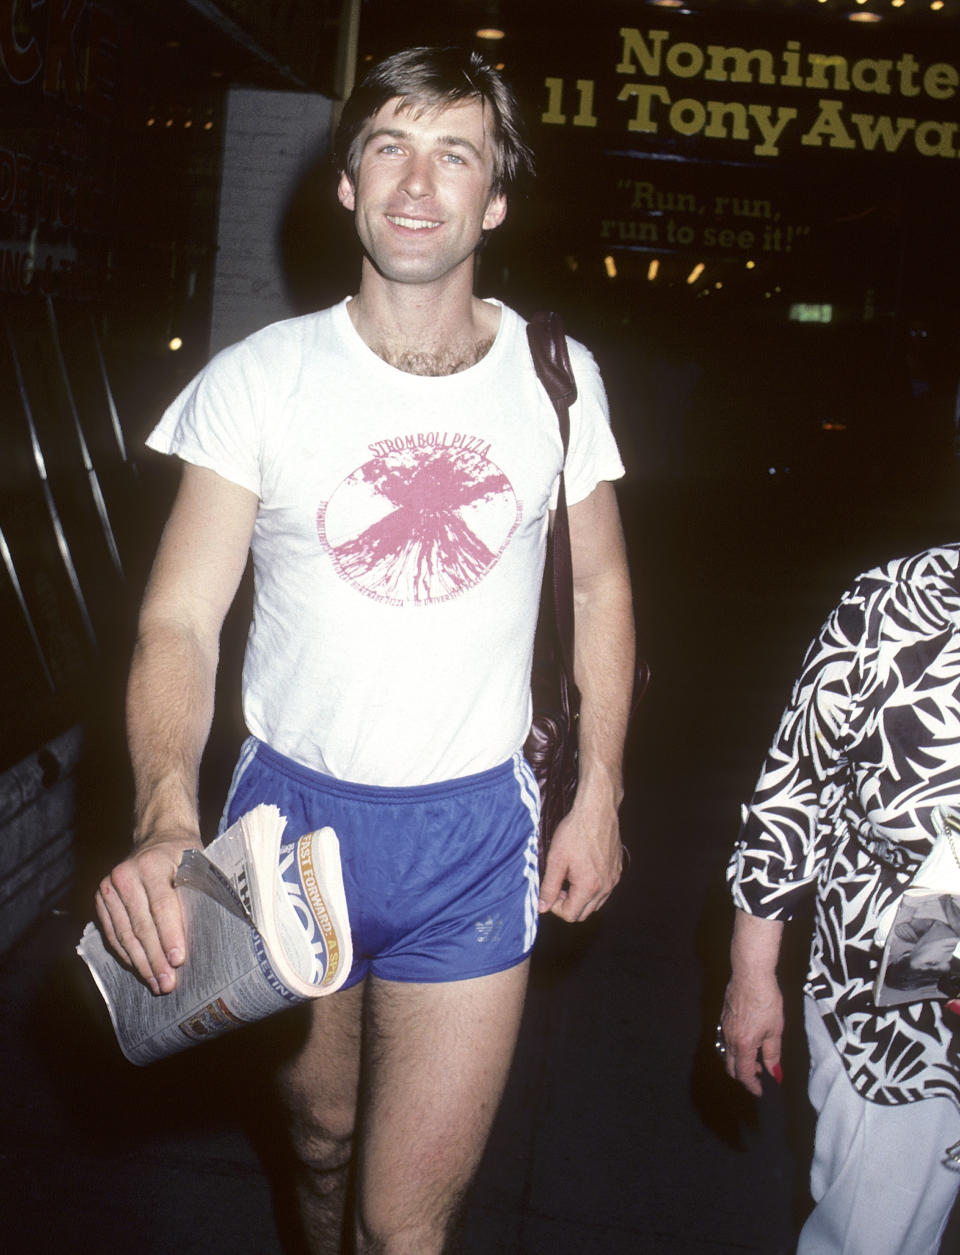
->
[337,172,356,212]
[482,193,507,233]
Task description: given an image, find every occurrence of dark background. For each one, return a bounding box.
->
[1,1,959,1251]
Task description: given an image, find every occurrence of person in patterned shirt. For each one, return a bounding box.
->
[720,544,960,1255]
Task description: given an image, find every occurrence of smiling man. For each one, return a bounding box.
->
[95,47,635,1255]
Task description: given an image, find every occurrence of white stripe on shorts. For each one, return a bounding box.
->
[512,752,542,952]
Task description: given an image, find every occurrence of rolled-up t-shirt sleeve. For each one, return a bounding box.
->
[146,341,265,497]
[561,339,626,507]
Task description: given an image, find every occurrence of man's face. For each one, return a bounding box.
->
[910,922,960,973]
[337,96,507,289]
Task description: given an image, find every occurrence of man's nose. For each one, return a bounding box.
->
[399,154,434,199]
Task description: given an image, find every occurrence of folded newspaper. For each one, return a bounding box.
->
[874,806,960,1007]
[77,804,353,1065]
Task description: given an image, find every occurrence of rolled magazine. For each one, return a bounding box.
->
[77,804,353,1065]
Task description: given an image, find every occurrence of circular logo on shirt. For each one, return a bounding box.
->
[317,437,520,606]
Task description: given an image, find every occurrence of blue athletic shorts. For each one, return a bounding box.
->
[220,738,541,987]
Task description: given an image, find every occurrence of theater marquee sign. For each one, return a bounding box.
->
[513,15,958,267]
[536,25,960,162]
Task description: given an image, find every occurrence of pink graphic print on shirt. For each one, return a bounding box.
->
[317,438,521,606]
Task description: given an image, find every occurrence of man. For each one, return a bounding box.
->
[96,46,635,1255]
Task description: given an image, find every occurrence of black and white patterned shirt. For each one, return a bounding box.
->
[728,545,960,1107]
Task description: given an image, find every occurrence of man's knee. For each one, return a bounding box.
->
[356,1185,466,1255]
[356,1169,469,1249]
[282,1094,357,1191]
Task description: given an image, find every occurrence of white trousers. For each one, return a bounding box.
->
[797,998,960,1255]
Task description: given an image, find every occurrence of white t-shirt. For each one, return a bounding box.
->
[147,299,625,786]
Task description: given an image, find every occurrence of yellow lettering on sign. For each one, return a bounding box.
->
[801,100,858,149]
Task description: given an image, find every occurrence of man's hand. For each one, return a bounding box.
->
[537,797,623,922]
[95,829,201,995]
[720,972,784,1096]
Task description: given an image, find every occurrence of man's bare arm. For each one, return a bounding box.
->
[96,464,258,993]
[538,480,636,922]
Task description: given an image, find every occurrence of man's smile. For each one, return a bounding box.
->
[386,215,442,230]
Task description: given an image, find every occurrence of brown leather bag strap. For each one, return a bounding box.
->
[527,311,577,686]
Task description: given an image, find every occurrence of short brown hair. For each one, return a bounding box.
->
[334,46,535,199]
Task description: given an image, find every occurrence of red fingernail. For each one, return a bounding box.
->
[772,1064,783,1085]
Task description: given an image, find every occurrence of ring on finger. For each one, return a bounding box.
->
[714,1023,727,1059]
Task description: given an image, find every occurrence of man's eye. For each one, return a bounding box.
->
[380,144,402,155]
[442,153,465,165]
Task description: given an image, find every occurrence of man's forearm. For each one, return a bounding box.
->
[571,567,635,810]
[126,618,219,849]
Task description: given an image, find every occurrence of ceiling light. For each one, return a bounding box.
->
[647,258,659,281]
[686,262,705,285]
[476,27,505,39]
[604,255,618,278]
[849,10,882,18]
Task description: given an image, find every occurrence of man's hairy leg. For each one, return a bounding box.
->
[354,963,529,1255]
[270,980,365,1255]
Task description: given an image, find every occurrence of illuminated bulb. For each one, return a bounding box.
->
[604,255,617,278]
[931,0,944,10]
[476,27,505,39]
[745,259,756,269]
[647,258,659,281]
[686,262,705,284]
[168,337,183,352]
